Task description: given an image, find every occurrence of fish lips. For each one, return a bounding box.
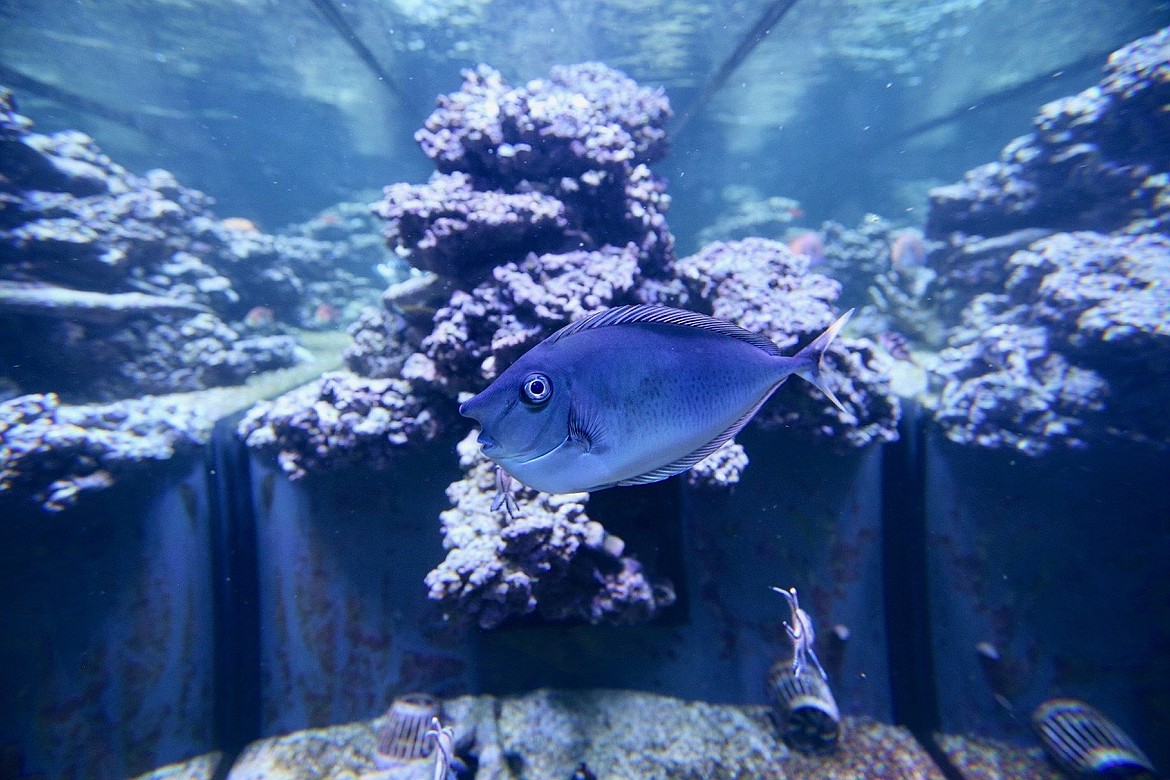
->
[459,397,498,452]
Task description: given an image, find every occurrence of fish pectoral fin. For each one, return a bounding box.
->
[567,401,605,454]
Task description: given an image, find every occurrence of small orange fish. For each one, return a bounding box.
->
[312,303,340,325]
[244,305,275,327]
[890,228,927,270]
[222,216,260,234]
[787,231,825,266]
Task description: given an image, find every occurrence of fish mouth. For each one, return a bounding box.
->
[515,435,570,465]
[476,431,565,464]
[482,437,564,466]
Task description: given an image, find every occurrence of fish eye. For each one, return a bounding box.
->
[521,372,552,405]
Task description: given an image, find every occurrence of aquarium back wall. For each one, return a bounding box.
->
[0,0,436,227]
[3,0,1164,232]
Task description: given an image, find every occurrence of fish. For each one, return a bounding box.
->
[875,330,914,363]
[312,303,340,326]
[890,228,927,270]
[459,304,853,495]
[787,230,825,266]
[221,216,260,234]
[243,305,274,327]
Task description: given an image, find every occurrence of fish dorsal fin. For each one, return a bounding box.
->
[615,382,780,487]
[546,305,782,356]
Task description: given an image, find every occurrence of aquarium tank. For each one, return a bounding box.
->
[2,1,1169,778]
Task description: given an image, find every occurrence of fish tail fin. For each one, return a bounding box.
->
[793,309,853,413]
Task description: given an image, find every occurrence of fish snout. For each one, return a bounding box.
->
[458,395,483,421]
[459,394,498,451]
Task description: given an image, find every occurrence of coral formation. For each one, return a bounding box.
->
[675,238,901,449]
[925,28,1170,314]
[237,372,440,481]
[342,306,416,379]
[201,213,384,327]
[686,440,749,489]
[240,64,678,556]
[929,232,1166,453]
[0,392,214,512]
[383,62,675,283]
[9,312,304,400]
[821,216,895,300]
[819,215,939,348]
[922,228,1055,319]
[0,87,388,403]
[0,113,305,398]
[311,63,899,494]
[374,172,569,281]
[927,27,1170,241]
[416,244,643,394]
[697,204,939,362]
[238,63,902,629]
[0,86,396,507]
[675,238,841,350]
[416,63,670,181]
[284,198,400,324]
[0,282,209,322]
[924,29,1170,454]
[424,432,675,629]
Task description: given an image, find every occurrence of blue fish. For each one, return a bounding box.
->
[459,305,852,495]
